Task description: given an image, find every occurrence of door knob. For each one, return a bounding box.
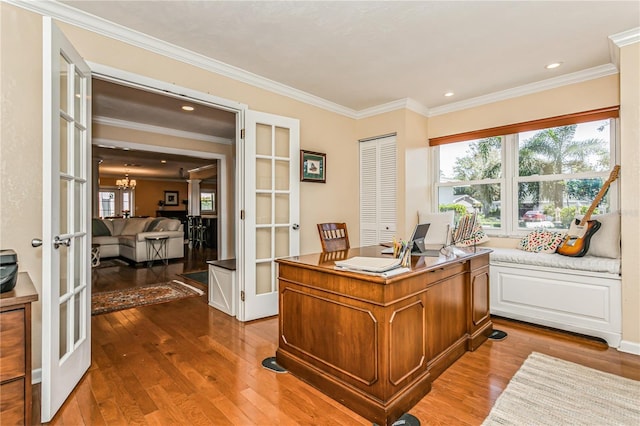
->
[53,236,71,249]
[31,238,43,247]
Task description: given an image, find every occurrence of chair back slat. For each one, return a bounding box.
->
[317,223,350,252]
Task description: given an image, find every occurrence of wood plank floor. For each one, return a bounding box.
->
[38,250,640,425]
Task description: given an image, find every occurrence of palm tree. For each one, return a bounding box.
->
[519,125,608,207]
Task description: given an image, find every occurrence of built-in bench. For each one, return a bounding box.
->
[489,247,622,347]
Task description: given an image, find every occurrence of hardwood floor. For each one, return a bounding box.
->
[39,252,640,425]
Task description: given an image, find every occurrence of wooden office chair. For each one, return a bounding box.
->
[317,223,350,252]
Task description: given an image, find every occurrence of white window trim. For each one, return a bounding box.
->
[433,118,620,238]
[98,186,135,217]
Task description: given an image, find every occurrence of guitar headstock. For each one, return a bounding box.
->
[608,165,621,183]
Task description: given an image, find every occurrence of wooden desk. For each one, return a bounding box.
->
[275,247,491,426]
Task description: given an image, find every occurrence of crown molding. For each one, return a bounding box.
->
[428,64,619,117]
[93,116,233,145]
[6,0,359,119]
[609,27,640,48]
[5,0,630,122]
[356,98,430,119]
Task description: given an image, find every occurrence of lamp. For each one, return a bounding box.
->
[116,174,136,190]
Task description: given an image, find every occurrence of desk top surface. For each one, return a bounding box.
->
[277,245,491,281]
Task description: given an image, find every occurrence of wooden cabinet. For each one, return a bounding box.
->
[0,273,38,425]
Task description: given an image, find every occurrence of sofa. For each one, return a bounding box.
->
[92,217,185,263]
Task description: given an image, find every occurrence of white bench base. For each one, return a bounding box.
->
[489,251,621,347]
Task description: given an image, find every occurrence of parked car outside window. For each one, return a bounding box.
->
[522,210,545,221]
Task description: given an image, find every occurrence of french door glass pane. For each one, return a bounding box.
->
[59,244,68,296]
[60,117,68,174]
[275,227,290,258]
[60,180,69,234]
[256,262,272,295]
[74,291,82,345]
[256,228,272,260]
[74,126,82,176]
[275,193,289,223]
[59,300,68,358]
[274,126,289,157]
[256,124,271,156]
[275,160,289,191]
[59,54,68,113]
[256,158,271,190]
[256,193,271,225]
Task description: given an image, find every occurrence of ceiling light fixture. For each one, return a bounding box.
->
[545,62,562,69]
[161,160,167,164]
[444,92,454,97]
[181,105,195,111]
[116,173,136,190]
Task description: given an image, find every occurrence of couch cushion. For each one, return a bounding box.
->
[120,218,153,236]
[109,219,127,236]
[92,236,119,245]
[145,218,165,232]
[92,218,111,236]
[518,229,565,253]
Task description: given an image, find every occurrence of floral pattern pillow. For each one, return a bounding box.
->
[518,229,566,253]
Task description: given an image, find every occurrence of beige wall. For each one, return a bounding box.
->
[98,177,189,218]
[619,42,640,347]
[2,3,638,375]
[428,75,620,138]
[0,4,45,370]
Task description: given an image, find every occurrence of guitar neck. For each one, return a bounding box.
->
[579,166,620,225]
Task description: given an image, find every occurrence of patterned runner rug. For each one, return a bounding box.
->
[483,352,640,425]
[92,280,204,315]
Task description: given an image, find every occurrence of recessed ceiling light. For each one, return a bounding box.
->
[181,105,195,111]
[545,62,562,69]
[161,160,167,164]
[444,92,454,97]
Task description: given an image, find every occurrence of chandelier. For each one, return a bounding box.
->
[116,174,136,190]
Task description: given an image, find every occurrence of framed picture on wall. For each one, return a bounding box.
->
[164,191,179,206]
[300,150,326,183]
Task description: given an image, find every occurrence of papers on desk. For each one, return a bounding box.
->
[334,256,410,277]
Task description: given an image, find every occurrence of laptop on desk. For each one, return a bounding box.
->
[409,223,447,257]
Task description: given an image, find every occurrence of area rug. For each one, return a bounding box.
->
[179,270,208,286]
[94,258,129,269]
[482,352,640,425]
[92,280,204,315]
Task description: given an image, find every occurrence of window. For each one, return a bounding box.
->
[435,118,618,236]
[98,188,134,218]
[200,191,216,214]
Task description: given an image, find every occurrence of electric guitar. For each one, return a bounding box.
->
[556,165,620,257]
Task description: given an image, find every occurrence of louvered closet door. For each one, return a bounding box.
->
[359,136,397,246]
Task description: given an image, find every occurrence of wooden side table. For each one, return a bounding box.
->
[0,272,38,425]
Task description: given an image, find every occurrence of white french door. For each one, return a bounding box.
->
[41,17,92,422]
[238,111,300,322]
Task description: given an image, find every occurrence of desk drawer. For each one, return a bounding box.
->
[0,309,26,382]
[424,262,466,284]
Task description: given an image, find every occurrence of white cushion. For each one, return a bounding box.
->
[490,248,621,275]
[121,218,152,236]
[417,210,454,245]
[575,212,621,259]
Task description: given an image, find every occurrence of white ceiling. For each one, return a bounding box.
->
[61,0,639,111]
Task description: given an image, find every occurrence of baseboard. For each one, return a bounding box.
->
[32,368,42,384]
[618,340,640,355]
